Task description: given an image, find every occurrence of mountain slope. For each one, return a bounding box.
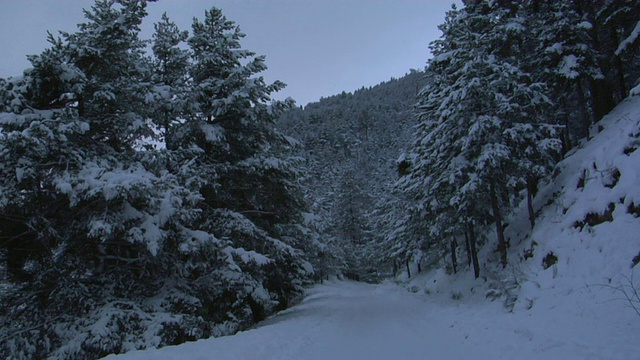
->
[276,71,428,279]
[508,93,640,312]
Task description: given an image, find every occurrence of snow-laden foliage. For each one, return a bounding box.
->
[0,1,316,358]
[1,0,638,357]
[148,12,190,143]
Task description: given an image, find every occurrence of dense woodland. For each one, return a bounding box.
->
[379,0,640,278]
[0,0,639,358]
[277,70,427,281]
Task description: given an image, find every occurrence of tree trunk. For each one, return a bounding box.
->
[559,131,568,156]
[78,94,85,117]
[526,177,537,229]
[467,222,480,279]
[610,23,626,101]
[417,261,422,274]
[464,230,472,269]
[405,257,411,279]
[490,180,508,269]
[614,55,627,101]
[585,3,615,119]
[561,93,572,155]
[589,78,615,123]
[450,238,458,274]
[577,80,590,139]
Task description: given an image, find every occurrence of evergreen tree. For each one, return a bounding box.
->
[62,0,154,152]
[153,13,190,86]
[598,0,640,99]
[167,4,314,323]
[399,1,560,274]
[523,1,603,147]
[0,3,314,358]
[150,12,190,141]
[332,170,372,279]
[175,7,301,228]
[24,33,86,110]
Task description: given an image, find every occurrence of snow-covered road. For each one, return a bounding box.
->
[106,280,638,360]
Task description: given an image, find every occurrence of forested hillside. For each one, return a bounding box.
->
[278,0,640,286]
[277,70,427,280]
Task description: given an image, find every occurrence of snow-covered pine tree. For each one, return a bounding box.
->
[1,3,315,358]
[521,1,604,148]
[23,33,86,111]
[169,5,313,318]
[332,169,373,280]
[597,0,640,100]
[61,0,154,152]
[0,2,191,358]
[150,12,190,142]
[153,13,190,87]
[399,1,560,275]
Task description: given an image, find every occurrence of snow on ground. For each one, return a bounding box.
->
[104,279,637,360]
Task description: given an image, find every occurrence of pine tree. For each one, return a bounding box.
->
[598,0,640,99]
[24,33,86,110]
[523,1,604,146]
[169,5,313,320]
[332,170,372,280]
[176,7,301,224]
[1,3,315,358]
[62,0,154,152]
[153,13,190,86]
[400,1,561,274]
[150,12,190,141]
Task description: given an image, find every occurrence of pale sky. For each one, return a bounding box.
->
[0,0,457,106]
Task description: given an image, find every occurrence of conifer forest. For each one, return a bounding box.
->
[1,1,639,359]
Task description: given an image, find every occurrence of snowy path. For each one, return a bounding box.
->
[106,280,638,360]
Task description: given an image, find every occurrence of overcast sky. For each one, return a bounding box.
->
[0,0,457,106]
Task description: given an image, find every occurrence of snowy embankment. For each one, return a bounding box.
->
[406,95,640,357]
[105,279,637,360]
[507,93,640,321]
